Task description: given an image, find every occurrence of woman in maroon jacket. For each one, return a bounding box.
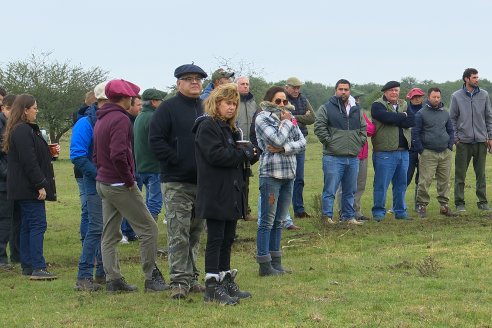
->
[3,94,57,280]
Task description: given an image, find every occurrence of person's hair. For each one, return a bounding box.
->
[2,94,16,108]
[2,94,36,152]
[0,86,6,97]
[462,68,478,82]
[335,79,351,90]
[263,86,285,102]
[131,94,141,106]
[204,83,240,130]
[236,76,249,83]
[427,87,441,96]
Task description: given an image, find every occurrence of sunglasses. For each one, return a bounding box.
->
[274,98,288,106]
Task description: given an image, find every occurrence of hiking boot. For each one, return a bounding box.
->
[271,254,292,274]
[106,277,138,293]
[223,270,251,299]
[440,205,458,217]
[258,261,283,277]
[30,269,57,281]
[417,205,427,219]
[346,218,363,225]
[294,212,311,218]
[477,203,492,211]
[203,276,238,306]
[94,275,106,285]
[152,265,170,290]
[74,278,103,291]
[456,204,466,213]
[144,279,169,292]
[170,284,187,299]
[286,224,301,230]
[321,215,335,225]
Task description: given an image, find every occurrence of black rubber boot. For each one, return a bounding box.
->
[223,269,251,299]
[203,276,238,306]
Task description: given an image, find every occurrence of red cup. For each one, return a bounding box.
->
[48,143,59,157]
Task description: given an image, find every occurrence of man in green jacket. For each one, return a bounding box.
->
[314,79,367,225]
[133,88,167,221]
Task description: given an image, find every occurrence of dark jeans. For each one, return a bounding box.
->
[76,177,89,243]
[18,200,47,270]
[205,219,237,274]
[0,192,13,264]
[407,150,419,186]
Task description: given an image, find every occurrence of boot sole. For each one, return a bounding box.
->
[204,297,238,306]
[30,276,57,281]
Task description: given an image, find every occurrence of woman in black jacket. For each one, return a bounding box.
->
[193,83,256,305]
[3,94,57,280]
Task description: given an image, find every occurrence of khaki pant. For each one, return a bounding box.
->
[162,182,204,289]
[96,182,158,281]
[416,149,452,206]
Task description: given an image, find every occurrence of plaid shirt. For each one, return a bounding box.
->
[255,103,306,179]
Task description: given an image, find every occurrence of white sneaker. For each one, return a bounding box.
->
[120,235,129,244]
[346,218,363,225]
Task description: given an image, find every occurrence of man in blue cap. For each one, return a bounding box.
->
[149,64,207,299]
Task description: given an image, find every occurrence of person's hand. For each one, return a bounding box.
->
[280,110,292,122]
[266,144,284,153]
[38,188,46,200]
[487,140,492,153]
[55,144,61,154]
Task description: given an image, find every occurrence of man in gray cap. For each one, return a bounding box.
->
[371,81,415,221]
[149,64,207,299]
[200,68,234,100]
[134,88,167,222]
[283,77,315,229]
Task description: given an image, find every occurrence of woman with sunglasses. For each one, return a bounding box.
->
[254,86,306,276]
[3,94,57,280]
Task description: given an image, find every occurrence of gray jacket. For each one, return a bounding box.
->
[449,86,492,143]
[237,93,259,141]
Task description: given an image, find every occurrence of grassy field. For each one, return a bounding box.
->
[1,130,492,327]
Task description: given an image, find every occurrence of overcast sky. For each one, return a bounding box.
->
[3,0,492,92]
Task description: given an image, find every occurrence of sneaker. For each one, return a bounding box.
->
[94,275,106,285]
[74,278,103,291]
[477,203,492,211]
[30,269,57,281]
[321,215,335,225]
[170,284,187,299]
[106,277,138,293]
[440,205,458,217]
[456,205,466,213]
[417,205,427,219]
[120,235,129,244]
[286,224,301,230]
[294,212,311,218]
[345,218,363,225]
[22,267,33,276]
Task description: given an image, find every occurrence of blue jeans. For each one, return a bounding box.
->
[322,155,359,220]
[136,173,162,218]
[372,150,409,219]
[77,175,104,279]
[18,200,47,270]
[76,177,89,242]
[292,151,306,214]
[256,177,293,257]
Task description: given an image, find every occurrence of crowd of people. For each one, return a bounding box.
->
[0,66,491,306]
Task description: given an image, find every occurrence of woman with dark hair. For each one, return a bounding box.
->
[3,94,57,280]
[254,86,306,276]
[193,83,256,305]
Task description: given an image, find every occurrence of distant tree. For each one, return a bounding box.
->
[0,53,107,142]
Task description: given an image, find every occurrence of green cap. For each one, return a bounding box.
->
[286,77,303,87]
[350,88,365,97]
[211,69,234,82]
[142,88,167,101]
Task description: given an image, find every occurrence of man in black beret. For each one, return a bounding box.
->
[149,63,207,300]
[371,81,415,221]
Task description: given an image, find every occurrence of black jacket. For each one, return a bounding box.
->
[0,113,8,191]
[7,122,56,201]
[192,116,255,220]
[149,92,203,184]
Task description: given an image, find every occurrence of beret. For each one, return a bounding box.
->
[381,81,400,92]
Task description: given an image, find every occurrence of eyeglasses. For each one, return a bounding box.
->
[179,76,203,83]
[274,98,289,106]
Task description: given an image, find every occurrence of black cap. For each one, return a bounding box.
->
[174,64,207,79]
[381,81,400,92]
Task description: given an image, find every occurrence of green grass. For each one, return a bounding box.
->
[1,130,492,327]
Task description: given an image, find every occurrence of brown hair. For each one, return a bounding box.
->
[204,83,240,130]
[2,94,36,152]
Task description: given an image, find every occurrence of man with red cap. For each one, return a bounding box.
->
[406,87,425,211]
[93,79,167,293]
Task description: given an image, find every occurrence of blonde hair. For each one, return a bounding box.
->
[204,83,240,130]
